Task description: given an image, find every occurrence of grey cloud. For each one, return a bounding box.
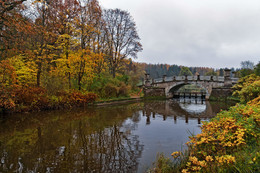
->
[100,0,260,68]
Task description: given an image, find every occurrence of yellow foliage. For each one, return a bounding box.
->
[171,151,181,158]
[233,74,260,102]
[215,155,236,165]
[171,96,260,172]
[8,55,37,86]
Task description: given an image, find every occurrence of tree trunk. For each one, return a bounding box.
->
[68,72,71,89]
[78,72,82,90]
[112,68,116,78]
[66,51,71,89]
[36,62,42,87]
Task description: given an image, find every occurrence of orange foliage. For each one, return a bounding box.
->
[14,86,47,105]
[0,60,17,112]
[0,60,17,86]
[57,91,97,107]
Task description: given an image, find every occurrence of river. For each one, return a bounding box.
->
[0,99,234,173]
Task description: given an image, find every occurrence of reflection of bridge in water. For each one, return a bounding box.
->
[173,91,206,99]
[142,99,229,125]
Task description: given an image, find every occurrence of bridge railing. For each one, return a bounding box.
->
[154,78,163,83]
[150,76,238,84]
[139,75,239,87]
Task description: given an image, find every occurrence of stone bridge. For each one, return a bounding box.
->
[143,69,238,100]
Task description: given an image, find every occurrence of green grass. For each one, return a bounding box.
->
[209,95,240,102]
[95,96,134,103]
[149,151,190,173]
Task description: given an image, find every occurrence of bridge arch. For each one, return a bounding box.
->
[165,82,211,99]
[142,72,238,99]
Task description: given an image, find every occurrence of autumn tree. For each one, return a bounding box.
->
[72,0,107,90]
[0,0,27,31]
[31,0,53,87]
[205,70,217,76]
[254,62,260,76]
[0,59,17,111]
[49,0,80,89]
[86,0,107,75]
[179,66,192,76]
[0,0,33,59]
[239,60,254,77]
[241,60,254,69]
[103,8,142,78]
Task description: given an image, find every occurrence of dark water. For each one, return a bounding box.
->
[0,99,234,173]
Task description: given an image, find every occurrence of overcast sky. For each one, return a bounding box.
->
[99,0,260,68]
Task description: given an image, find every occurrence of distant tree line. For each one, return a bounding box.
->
[141,60,260,79]
[143,64,226,79]
[239,60,260,77]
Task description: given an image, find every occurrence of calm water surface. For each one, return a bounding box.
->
[0,99,234,173]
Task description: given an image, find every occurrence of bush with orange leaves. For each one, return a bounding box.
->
[1,86,98,113]
[12,86,50,111]
[66,91,98,106]
[172,96,260,173]
[0,60,17,112]
[0,87,16,112]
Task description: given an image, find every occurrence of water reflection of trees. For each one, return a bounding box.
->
[75,123,143,172]
[0,101,234,172]
[0,104,144,172]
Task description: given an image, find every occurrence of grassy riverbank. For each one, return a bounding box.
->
[209,95,240,102]
[150,74,260,173]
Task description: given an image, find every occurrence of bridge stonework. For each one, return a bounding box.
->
[143,70,238,100]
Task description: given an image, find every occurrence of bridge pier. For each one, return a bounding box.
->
[163,75,167,82]
[224,69,232,87]
[210,87,233,100]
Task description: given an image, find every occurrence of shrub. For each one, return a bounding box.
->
[88,73,131,98]
[0,60,17,87]
[13,86,49,111]
[151,154,174,173]
[42,73,68,95]
[233,74,260,103]
[239,69,254,77]
[0,60,17,112]
[116,74,129,85]
[14,86,46,105]
[0,88,15,112]
[62,90,98,106]
[172,97,260,173]
[118,82,129,97]
[103,83,118,98]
